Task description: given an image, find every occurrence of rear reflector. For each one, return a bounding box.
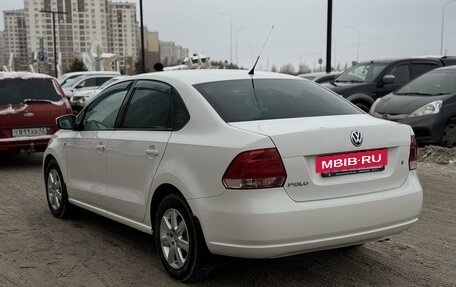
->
[409,135,418,170]
[222,148,287,189]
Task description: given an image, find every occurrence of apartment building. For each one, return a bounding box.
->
[160,41,188,66]
[108,1,137,74]
[137,27,160,72]
[20,0,137,75]
[3,10,28,71]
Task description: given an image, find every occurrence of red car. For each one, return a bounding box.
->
[0,72,72,153]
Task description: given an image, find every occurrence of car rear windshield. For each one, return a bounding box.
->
[193,78,361,122]
[395,70,456,95]
[0,79,61,105]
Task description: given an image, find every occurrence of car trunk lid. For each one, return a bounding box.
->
[229,114,412,201]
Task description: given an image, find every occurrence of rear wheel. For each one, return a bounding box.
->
[45,159,78,218]
[442,121,456,148]
[154,193,211,282]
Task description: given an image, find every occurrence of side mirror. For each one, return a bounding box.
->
[383,75,395,85]
[56,114,76,130]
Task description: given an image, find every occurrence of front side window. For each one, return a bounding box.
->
[194,79,361,123]
[387,64,410,84]
[336,63,388,82]
[82,82,131,130]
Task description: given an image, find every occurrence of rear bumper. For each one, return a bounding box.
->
[188,171,422,259]
[0,136,51,153]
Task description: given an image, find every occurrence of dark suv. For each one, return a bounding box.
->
[325,56,456,111]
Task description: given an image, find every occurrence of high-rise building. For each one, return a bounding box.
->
[22,0,137,76]
[108,1,137,74]
[159,41,188,67]
[137,27,160,72]
[3,9,28,71]
[25,0,110,76]
[0,31,6,69]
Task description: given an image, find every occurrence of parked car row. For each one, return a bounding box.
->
[369,66,456,147]
[299,56,456,147]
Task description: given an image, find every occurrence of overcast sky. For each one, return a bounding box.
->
[2,0,456,70]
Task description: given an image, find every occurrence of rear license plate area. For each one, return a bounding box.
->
[316,149,388,177]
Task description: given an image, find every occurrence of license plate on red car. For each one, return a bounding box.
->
[316,149,388,177]
[12,128,47,138]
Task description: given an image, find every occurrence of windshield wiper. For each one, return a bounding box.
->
[335,79,363,83]
[395,92,433,96]
[23,99,54,103]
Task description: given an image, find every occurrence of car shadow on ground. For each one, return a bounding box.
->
[71,208,374,286]
[0,152,43,169]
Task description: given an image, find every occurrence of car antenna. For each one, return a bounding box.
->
[248,25,275,75]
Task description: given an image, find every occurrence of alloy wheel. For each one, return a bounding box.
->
[159,208,189,269]
[47,169,62,211]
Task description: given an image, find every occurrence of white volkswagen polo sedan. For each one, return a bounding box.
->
[43,70,423,282]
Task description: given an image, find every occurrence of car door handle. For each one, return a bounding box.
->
[96,142,105,153]
[146,146,159,157]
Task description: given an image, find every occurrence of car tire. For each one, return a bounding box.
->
[154,193,211,283]
[45,159,78,218]
[442,121,456,148]
[354,102,370,113]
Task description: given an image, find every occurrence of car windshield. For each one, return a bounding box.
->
[98,77,125,90]
[336,63,388,82]
[395,70,456,95]
[193,79,362,122]
[0,79,61,105]
[61,75,85,88]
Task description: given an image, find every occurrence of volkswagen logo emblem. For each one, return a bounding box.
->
[350,130,363,147]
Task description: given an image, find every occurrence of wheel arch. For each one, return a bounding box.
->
[150,183,187,233]
[43,154,57,178]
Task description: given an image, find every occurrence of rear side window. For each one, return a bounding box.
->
[122,80,190,130]
[0,79,61,105]
[411,63,438,78]
[194,79,361,122]
[123,88,171,129]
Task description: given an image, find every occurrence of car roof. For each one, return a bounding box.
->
[127,69,296,86]
[358,56,449,65]
[434,64,456,71]
[0,72,55,80]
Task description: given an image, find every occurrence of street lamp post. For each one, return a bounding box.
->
[346,26,360,62]
[139,0,146,73]
[326,0,333,73]
[39,9,67,77]
[440,0,456,55]
[219,12,232,64]
[235,26,246,66]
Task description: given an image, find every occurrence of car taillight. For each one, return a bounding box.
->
[409,135,418,170]
[222,148,287,189]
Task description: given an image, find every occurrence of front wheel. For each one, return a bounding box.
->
[154,194,211,282]
[45,159,78,218]
[442,121,456,147]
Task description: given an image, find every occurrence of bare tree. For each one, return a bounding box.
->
[279,63,296,75]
